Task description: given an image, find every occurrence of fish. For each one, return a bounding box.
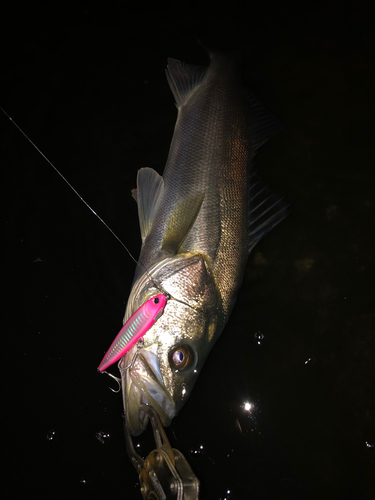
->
[119,50,289,436]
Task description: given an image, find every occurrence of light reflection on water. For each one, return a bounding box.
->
[2,6,374,500]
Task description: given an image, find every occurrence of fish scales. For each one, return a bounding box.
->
[119,50,289,435]
[137,54,250,320]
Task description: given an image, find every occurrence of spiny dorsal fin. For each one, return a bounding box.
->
[161,192,205,254]
[245,90,283,153]
[165,58,207,107]
[133,167,164,242]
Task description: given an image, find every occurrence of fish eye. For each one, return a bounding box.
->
[169,344,196,371]
[153,297,160,304]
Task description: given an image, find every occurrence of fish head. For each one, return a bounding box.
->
[119,251,223,435]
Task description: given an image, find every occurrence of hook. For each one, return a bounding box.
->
[102,371,122,393]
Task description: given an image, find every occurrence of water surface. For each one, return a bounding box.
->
[2,3,374,499]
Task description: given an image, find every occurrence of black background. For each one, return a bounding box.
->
[1,1,374,499]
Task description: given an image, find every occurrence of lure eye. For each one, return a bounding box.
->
[154,297,160,304]
[169,344,196,371]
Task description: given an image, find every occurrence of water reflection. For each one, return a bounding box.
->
[95,431,110,444]
[46,430,56,441]
[254,332,265,345]
[243,401,253,412]
[304,356,316,366]
[190,444,204,456]
[234,399,259,436]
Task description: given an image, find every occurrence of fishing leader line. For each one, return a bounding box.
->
[2,107,198,394]
[1,106,139,266]
[1,107,194,310]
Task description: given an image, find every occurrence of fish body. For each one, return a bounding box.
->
[119,51,288,435]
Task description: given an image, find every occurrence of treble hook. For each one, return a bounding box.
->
[101,371,122,393]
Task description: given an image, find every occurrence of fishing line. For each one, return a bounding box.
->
[1,107,192,309]
[0,106,139,267]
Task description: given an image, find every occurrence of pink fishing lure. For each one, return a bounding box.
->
[98,294,168,372]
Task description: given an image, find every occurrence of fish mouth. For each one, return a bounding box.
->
[119,344,176,436]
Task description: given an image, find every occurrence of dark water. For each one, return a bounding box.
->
[2,2,374,499]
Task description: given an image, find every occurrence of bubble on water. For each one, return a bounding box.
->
[304,356,316,366]
[46,430,56,441]
[190,444,204,456]
[95,431,110,444]
[254,332,264,345]
[222,489,232,500]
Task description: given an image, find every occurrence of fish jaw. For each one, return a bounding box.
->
[119,344,176,436]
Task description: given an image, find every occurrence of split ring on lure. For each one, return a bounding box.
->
[98,294,168,372]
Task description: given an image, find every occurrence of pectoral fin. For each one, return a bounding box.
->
[162,192,205,254]
[133,167,164,242]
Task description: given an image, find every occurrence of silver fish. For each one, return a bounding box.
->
[119,51,288,435]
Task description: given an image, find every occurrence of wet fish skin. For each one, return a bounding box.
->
[120,251,223,435]
[119,50,288,435]
[134,53,250,318]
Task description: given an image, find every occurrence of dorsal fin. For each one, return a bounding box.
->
[133,168,164,241]
[165,58,207,107]
[245,90,283,153]
[248,171,290,253]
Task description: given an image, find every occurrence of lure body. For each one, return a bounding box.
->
[98,294,167,372]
